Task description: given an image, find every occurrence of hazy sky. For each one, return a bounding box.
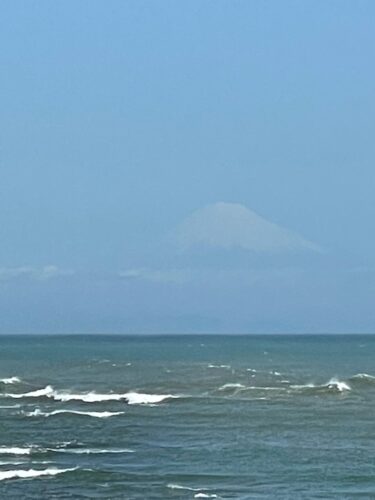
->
[1,0,375,333]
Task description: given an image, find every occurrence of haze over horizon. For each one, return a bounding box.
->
[1,1,375,333]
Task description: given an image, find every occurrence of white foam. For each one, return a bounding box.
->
[54,391,175,405]
[208,364,231,369]
[125,392,176,405]
[0,377,21,384]
[26,409,124,418]
[352,373,375,381]
[290,383,317,389]
[194,494,218,499]
[0,461,26,465]
[327,378,351,392]
[167,484,218,498]
[53,448,134,454]
[5,386,54,399]
[53,391,123,402]
[0,447,33,455]
[0,467,76,481]
[244,386,285,391]
[167,484,202,491]
[6,386,176,405]
[218,383,245,390]
[291,379,351,392]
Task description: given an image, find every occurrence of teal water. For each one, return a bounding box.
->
[0,334,374,499]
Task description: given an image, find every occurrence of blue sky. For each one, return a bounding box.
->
[1,0,375,333]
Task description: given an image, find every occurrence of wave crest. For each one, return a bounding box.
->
[25,409,124,418]
[5,386,177,405]
[0,377,21,385]
[194,494,218,499]
[350,373,375,383]
[291,378,351,393]
[0,447,33,455]
[0,467,76,481]
[52,447,134,454]
[218,383,245,391]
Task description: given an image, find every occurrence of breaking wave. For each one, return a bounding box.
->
[0,461,27,465]
[0,377,21,385]
[325,379,351,392]
[52,447,134,454]
[194,494,218,499]
[0,445,134,456]
[0,467,76,482]
[350,373,375,383]
[218,383,245,391]
[167,484,204,491]
[167,484,218,497]
[217,378,354,397]
[0,447,34,455]
[25,409,124,418]
[291,378,351,393]
[125,392,177,405]
[6,386,54,398]
[241,386,285,391]
[5,386,177,405]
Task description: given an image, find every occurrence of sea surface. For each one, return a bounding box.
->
[0,334,374,499]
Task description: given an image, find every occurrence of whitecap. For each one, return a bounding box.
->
[0,459,52,465]
[208,364,230,369]
[194,494,218,499]
[167,484,202,491]
[0,467,76,481]
[167,484,218,497]
[351,373,375,381]
[0,461,26,465]
[52,448,134,454]
[326,378,351,392]
[291,379,351,392]
[243,386,285,391]
[52,391,124,403]
[218,383,245,390]
[5,386,54,399]
[54,390,176,405]
[5,386,177,405]
[25,409,124,418]
[0,447,33,455]
[125,392,176,405]
[290,383,317,389]
[0,377,21,384]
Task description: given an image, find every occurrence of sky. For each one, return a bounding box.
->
[1,0,375,333]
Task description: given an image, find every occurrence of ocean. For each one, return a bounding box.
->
[0,334,374,499]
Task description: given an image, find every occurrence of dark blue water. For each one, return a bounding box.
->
[0,334,374,499]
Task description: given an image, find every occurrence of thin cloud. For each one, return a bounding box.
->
[119,268,190,284]
[174,202,321,253]
[0,265,74,282]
